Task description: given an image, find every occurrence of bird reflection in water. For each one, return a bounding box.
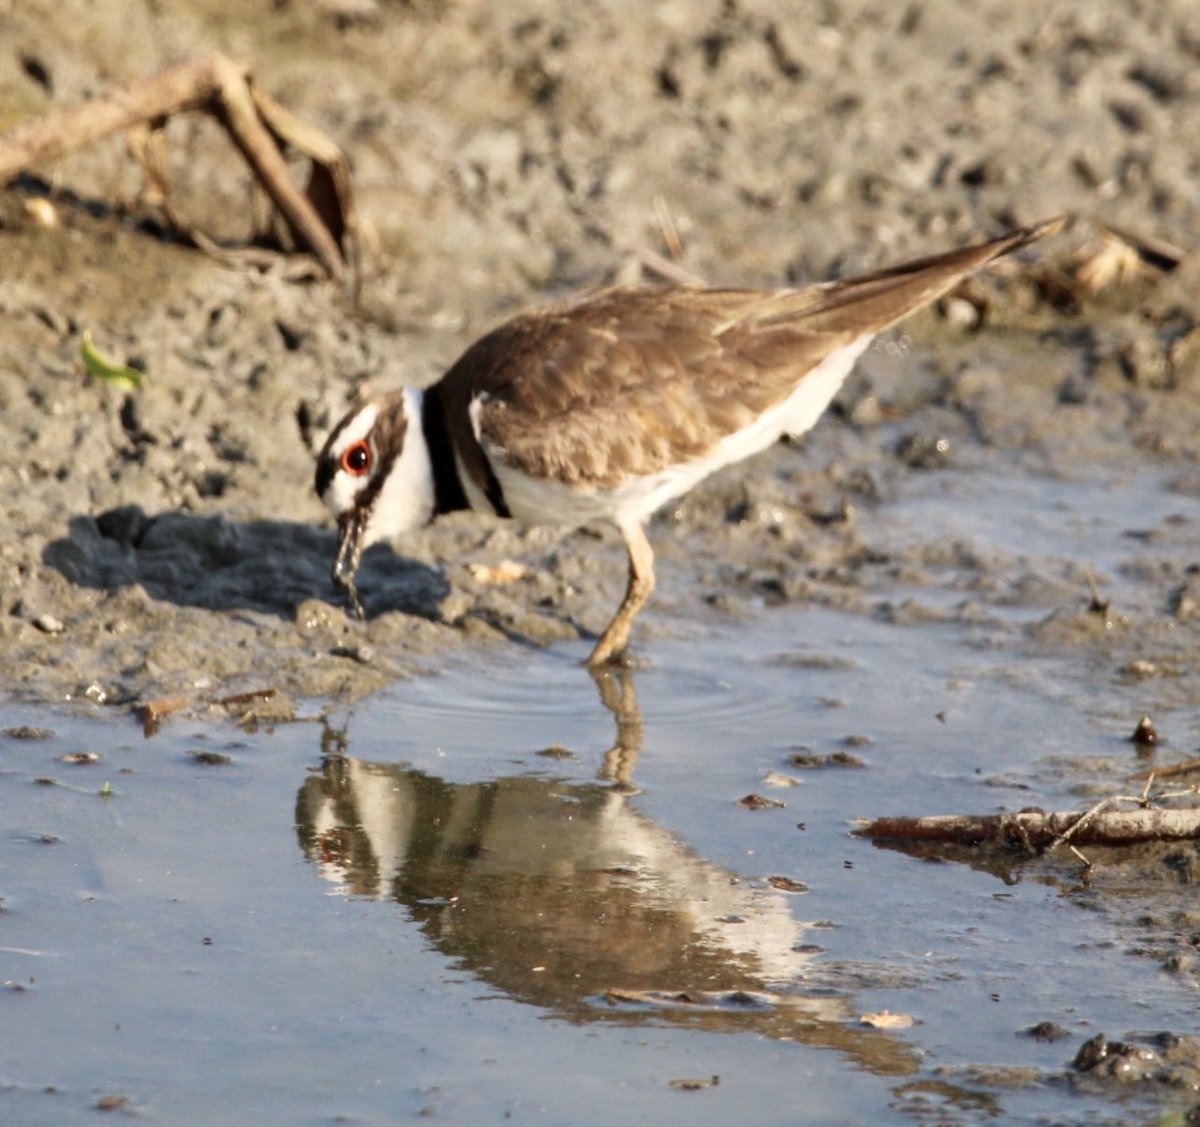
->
[589,664,643,790]
[296,679,918,1076]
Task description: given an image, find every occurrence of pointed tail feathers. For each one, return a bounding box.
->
[789,216,1064,336]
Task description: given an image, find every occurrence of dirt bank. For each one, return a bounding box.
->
[1,0,1197,718]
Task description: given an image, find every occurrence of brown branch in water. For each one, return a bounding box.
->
[855,806,1200,849]
[0,52,351,280]
[1131,757,1200,783]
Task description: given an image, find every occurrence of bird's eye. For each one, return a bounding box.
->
[340,440,371,476]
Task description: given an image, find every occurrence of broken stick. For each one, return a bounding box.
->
[855,806,1200,850]
[0,52,352,279]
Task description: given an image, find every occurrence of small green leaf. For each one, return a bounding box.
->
[81,332,142,391]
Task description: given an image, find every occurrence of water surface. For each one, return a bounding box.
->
[3,456,1197,1125]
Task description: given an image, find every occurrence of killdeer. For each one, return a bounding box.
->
[316,218,1061,666]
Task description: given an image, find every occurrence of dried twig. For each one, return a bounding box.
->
[633,246,706,287]
[0,52,352,279]
[856,803,1200,850]
[652,193,684,260]
[1131,756,1200,783]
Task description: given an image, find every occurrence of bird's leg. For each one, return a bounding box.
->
[587,522,655,667]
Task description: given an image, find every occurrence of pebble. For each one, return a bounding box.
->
[23,197,58,228]
[34,613,64,634]
[943,296,982,330]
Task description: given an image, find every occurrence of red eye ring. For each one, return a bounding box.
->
[340,439,371,476]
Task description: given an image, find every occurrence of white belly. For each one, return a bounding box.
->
[491,336,871,532]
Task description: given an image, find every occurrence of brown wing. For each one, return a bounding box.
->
[439,219,1060,490]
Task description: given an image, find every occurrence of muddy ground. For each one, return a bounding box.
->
[0,0,1198,713]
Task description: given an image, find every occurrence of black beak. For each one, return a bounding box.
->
[332,510,367,620]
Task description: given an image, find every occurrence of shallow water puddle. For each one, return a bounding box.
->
[884,459,1188,562]
[3,600,1198,1124]
[3,445,1197,1125]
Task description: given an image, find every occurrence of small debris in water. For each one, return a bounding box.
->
[1130,715,1158,747]
[738,793,784,810]
[788,750,865,769]
[1023,1021,1070,1041]
[141,695,189,737]
[59,751,100,764]
[668,1076,720,1091]
[3,726,55,740]
[767,875,809,893]
[537,743,574,759]
[96,1094,131,1112]
[189,750,234,766]
[859,1010,915,1030]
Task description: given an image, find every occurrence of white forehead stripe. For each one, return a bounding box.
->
[329,402,380,457]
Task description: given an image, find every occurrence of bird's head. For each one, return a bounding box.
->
[314,389,433,616]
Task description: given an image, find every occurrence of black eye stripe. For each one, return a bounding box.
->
[315,459,333,497]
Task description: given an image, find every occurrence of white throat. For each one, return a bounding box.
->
[365,387,436,545]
